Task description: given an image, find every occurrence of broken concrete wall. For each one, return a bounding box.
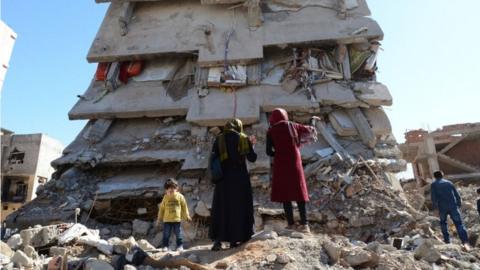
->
[401,123,480,183]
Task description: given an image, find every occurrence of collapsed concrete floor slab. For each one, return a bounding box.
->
[5,0,480,268]
[6,0,408,234]
[2,0,449,269]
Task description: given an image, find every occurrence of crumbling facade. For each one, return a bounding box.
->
[401,123,480,186]
[7,0,408,242]
[0,130,64,221]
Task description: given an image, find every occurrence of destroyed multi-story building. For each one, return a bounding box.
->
[0,129,64,221]
[6,0,410,242]
[401,123,480,186]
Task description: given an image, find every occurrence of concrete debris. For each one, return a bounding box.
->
[414,239,441,263]
[77,234,113,255]
[20,225,60,248]
[58,223,94,245]
[322,240,342,263]
[49,246,68,257]
[0,241,14,258]
[85,258,114,270]
[11,0,480,269]
[132,219,151,237]
[6,234,22,250]
[136,239,155,251]
[0,220,479,269]
[353,81,392,106]
[194,201,211,217]
[23,245,38,259]
[11,250,33,268]
[344,248,379,267]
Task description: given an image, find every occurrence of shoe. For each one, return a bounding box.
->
[463,243,472,252]
[161,247,169,252]
[211,242,222,251]
[297,224,311,234]
[176,245,184,252]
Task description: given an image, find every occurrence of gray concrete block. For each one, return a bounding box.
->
[87,2,382,63]
[363,107,392,135]
[261,85,319,112]
[69,80,191,120]
[329,110,358,136]
[186,87,260,126]
[353,81,392,106]
[314,82,361,108]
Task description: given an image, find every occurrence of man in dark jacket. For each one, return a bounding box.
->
[430,171,469,246]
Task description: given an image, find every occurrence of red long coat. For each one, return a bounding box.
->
[266,109,311,202]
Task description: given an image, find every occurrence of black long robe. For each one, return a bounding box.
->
[209,132,257,243]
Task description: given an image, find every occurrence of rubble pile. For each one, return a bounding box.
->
[3,222,480,270]
[7,0,479,268]
[456,185,480,232]
[402,181,480,245]
[5,0,407,240]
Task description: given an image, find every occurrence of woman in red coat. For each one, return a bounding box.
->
[266,108,317,233]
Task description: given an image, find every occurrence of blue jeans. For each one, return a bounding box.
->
[162,222,183,248]
[439,207,468,244]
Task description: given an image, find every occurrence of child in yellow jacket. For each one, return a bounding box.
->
[157,178,191,252]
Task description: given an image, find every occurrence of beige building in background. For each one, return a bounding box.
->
[1,129,64,221]
[0,20,17,91]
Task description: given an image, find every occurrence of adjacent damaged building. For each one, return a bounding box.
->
[401,123,480,186]
[6,0,410,242]
[1,129,64,221]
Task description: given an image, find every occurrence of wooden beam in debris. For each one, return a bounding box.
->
[437,153,479,173]
[314,119,354,165]
[346,108,376,148]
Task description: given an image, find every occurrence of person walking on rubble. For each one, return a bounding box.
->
[266,108,317,233]
[209,118,257,251]
[430,171,470,248]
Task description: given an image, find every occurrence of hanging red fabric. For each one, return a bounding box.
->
[119,61,144,83]
[95,62,111,81]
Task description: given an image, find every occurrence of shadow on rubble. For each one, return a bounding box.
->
[148,231,279,268]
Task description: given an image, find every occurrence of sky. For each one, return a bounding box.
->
[1,0,479,148]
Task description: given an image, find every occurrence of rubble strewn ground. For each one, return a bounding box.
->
[2,214,480,270]
[3,0,480,269]
[3,172,480,269]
